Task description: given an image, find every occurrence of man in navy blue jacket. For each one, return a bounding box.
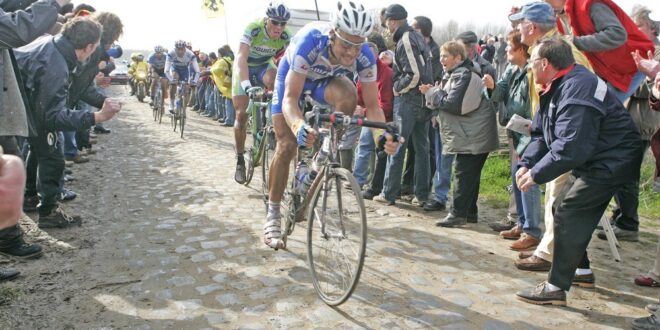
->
[515,38,643,306]
[15,17,122,229]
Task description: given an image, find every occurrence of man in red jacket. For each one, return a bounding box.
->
[354,41,394,194]
[546,0,654,102]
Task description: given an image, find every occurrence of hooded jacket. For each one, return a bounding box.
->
[424,59,499,154]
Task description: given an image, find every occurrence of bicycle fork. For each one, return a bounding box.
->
[317,167,347,240]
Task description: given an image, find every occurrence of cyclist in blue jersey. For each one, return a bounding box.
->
[262,0,401,249]
[165,40,201,114]
[148,45,168,107]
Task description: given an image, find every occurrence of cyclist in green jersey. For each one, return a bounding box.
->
[232,1,291,184]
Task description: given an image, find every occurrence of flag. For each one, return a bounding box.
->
[203,0,225,18]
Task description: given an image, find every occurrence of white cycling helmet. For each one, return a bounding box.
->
[154,45,165,53]
[330,0,374,38]
[266,1,291,21]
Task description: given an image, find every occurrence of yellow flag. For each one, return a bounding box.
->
[203,0,225,18]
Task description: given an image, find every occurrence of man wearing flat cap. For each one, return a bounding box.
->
[455,31,497,80]
[375,4,433,206]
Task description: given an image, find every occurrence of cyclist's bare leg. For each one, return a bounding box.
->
[262,68,276,90]
[183,84,191,110]
[324,76,357,117]
[264,113,297,249]
[149,71,158,99]
[232,95,249,153]
[232,94,249,183]
[169,72,180,109]
[161,78,169,99]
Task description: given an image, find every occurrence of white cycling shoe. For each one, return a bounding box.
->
[263,214,285,250]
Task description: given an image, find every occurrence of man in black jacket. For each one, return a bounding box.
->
[515,38,643,306]
[375,4,433,206]
[15,17,122,228]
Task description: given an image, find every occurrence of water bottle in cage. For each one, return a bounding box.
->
[312,136,330,172]
[295,161,310,195]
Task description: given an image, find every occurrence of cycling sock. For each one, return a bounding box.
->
[575,268,592,275]
[267,201,280,217]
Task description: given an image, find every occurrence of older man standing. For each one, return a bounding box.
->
[375,4,433,206]
[516,39,643,306]
[506,1,594,273]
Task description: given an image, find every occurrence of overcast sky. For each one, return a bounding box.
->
[82,0,658,53]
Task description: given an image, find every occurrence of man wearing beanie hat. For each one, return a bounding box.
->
[374,4,433,206]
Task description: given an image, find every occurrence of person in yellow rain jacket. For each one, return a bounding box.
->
[128,53,149,96]
[210,45,235,126]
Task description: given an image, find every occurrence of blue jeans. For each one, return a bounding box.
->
[382,95,430,202]
[216,93,226,119]
[224,97,236,126]
[609,70,646,103]
[353,127,374,187]
[62,131,78,159]
[511,158,542,238]
[205,85,216,116]
[431,126,454,204]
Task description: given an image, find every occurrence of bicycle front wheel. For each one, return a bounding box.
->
[260,130,275,203]
[179,108,186,138]
[306,167,366,306]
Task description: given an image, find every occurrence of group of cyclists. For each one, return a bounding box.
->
[127,41,200,117]
[129,1,401,250]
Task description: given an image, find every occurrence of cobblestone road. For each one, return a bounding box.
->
[1,86,658,329]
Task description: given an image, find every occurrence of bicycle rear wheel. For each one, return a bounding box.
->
[306,167,366,306]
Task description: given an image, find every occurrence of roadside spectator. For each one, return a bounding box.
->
[510,1,594,272]
[354,41,394,193]
[480,37,496,63]
[16,17,122,229]
[379,50,394,67]
[0,0,66,265]
[549,0,655,102]
[630,69,660,329]
[375,4,432,207]
[0,0,66,156]
[420,40,499,227]
[456,31,497,79]
[483,30,542,251]
[516,38,643,306]
[213,45,234,126]
[596,5,660,243]
[0,146,42,260]
[494,33,508,77]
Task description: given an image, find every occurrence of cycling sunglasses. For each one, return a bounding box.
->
[269,19,287,27]
[334,32,365,51]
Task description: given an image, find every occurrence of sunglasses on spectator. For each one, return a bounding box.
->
[334,32,365,51]
[269,19,287,27]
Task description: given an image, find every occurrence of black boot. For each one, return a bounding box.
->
[38,207,82,229]
[0,225,43,260]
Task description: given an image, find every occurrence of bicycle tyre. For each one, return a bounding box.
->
[171,109,178,132]
[259,130,274,203]
[244,148,255,185]
[306,167,366,306]
[179,107,186,138]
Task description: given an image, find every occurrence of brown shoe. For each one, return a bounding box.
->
[518,250,534,259]
[515,255,551,271]
[500,225,522,240]
[510,234,540,251]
